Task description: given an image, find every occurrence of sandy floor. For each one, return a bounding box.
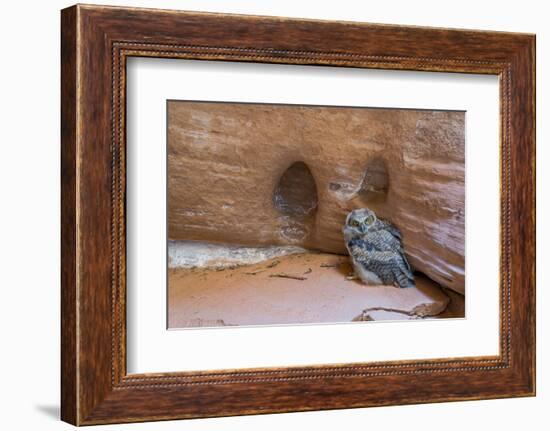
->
[168,252,464,328]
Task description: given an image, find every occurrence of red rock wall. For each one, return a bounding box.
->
[167,101,465,294]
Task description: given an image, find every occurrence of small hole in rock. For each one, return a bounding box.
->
[359,157,389,204]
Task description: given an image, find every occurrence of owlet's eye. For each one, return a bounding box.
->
[351,219,360,227]
[366,215,375,225]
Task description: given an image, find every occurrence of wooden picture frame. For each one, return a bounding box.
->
[61,4,535,425]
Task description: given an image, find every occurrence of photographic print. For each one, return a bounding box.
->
[167,101,465,328]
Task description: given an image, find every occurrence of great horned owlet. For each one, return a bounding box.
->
[343,208,415,288]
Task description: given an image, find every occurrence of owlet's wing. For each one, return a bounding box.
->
[363,250,415,288]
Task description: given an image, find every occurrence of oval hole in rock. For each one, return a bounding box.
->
[359,157,389,204]
[273,162,319,217]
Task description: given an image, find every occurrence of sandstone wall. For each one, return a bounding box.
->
[167,101,465,294]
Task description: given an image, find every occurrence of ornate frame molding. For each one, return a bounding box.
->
[61,5,535,425]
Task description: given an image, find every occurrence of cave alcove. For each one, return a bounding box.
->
[273,161,319,243]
